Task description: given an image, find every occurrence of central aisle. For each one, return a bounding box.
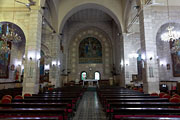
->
[73,91,107,120]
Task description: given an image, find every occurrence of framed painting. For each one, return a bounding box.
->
[0,40,11,78]
[79,37,102,64]
[170,39,180,77]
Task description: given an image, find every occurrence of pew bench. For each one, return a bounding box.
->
[111,107,180,120]
[113,115,180,120]
[11,98,78,112]
[0,108,65,120]
[103,98,169,108]
[0,116,59,120]
[100,96,159,105]
[0,103,68,108]
[106,102,180,117]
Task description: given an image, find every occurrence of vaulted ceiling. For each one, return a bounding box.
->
[67,9,113,22]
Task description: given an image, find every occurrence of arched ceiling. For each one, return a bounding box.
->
[67,9,113,22]
[43,0,180,32]
[56,0,123,34]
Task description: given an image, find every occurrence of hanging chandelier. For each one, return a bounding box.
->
[0,23,22,54]
[161,26,180,42]
[1,24,21,43]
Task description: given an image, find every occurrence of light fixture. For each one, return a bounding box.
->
[1,24,21,43]
[161,0,180,42]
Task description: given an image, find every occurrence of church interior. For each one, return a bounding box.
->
[1,0,180,120]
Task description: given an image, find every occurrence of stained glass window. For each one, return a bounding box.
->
[81,71,87,80]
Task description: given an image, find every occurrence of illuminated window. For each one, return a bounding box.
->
[81,71,87,80]
[95,71,100,80]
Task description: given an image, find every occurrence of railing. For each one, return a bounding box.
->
[0,81,22,90]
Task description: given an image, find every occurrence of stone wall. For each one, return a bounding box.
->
[143,6,180,82]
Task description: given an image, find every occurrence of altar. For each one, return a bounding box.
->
[83,79,99,87]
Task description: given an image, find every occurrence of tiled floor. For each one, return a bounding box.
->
[73,91,107,120]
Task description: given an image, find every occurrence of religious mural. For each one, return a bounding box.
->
[0,40,11,78]
[40,50,45,83]
[79,37,102,64]
[171,39,180,77]
[0,23,11,78]
[137,55,142,81]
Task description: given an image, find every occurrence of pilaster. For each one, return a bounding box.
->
[139,7,160,94]
[22,10,42,95]
[49,35,61,88]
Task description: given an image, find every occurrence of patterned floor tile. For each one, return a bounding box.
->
[73,91,107,120]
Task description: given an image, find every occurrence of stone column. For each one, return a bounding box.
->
[49,35,61,88]
[22,10,42,95]
[139,7,160,94]
[119,34,126,87]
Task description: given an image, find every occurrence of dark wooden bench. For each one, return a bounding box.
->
[12,98,74,103]
[24,96,77,99]
[0,116,59,120]
[113,115,180,120]
[108,102,180,109]
[37,92,83,99]
[106,98,169,103]
[111,107,180,120]
[0,103,68,108]
[12,97,79,111]
[0,108,65,120]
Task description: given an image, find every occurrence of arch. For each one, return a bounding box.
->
[58,2,123,33]
[0,21,26,79]
[68,27,113,80]
[0,20,27,43]
[0,21,26,43]
[41,44,50,57]
[45,0,58,32]
[156,22,180,78]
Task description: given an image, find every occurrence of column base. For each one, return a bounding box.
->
[143,81,160,94]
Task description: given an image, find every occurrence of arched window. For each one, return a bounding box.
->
[81,71,87,80]
[94,71,100,80]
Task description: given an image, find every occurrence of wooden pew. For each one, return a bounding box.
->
[108,102,180,109]
[106,102,180,116]
[12,98,74,103]
[106,98,169,103]
[0,102,74,116]
[113,115,180,120]
[111,108,180,120]
[0,116,59,120]
[24,96,77,99]
[104,98,169,108]
[0,103,68,108]
[0,108,65,120]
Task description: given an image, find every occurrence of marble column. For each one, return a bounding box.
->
[22,10,42,95]
[49,35,61,88]
[139,7,160,94]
